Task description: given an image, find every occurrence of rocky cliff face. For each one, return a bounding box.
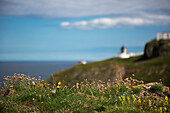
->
[144,39,170,59]
[47,63,125,86]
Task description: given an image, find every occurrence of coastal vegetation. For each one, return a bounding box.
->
[47,39,170,87]
[0,73,169,112]
[47,55,170,87]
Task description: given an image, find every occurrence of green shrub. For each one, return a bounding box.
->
[150,84,163,92]
[132,88,142,94]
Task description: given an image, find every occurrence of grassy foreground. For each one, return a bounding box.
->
[0,73,169,113]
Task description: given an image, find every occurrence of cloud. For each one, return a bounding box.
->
[0,0,170,18]
[1,0,170,29]
[60,14,170,29]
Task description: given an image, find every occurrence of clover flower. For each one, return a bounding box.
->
[51,89,56,93]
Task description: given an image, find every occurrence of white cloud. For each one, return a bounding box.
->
[60,22,70,27]
[60,14,170,29]
[0,0,170,18]
[1,0,170,29]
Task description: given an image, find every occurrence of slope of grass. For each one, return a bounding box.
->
[47,55,170,87]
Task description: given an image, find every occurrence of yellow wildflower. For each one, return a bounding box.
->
[138,98,141,104]
[119,96,122,101]
[132,95,136,102]
[160,107,162,113]
[58,82,61,85]
[10,85,13,88]
[164,100,168,106]
[148,99,151,106]
[165,96,168,101]
[164,107,167,111]
[127,96,130,103]
[121,95,125,101]
[57,85,61,89]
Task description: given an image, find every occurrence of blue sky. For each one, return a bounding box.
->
[0,0,170,61]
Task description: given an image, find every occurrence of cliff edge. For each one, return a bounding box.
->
[144,39,170,59]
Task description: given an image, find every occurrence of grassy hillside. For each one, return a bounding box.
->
[47,55,170,87]
[1,74,169,112]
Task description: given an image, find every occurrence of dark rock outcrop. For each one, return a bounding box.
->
[144,39,170,59]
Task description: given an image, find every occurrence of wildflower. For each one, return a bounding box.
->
[138,98,141,104]
[64,85,67,88]
[32,81,35,86]
[160,107,162,113]
[121,95,125,101]
[127,96,130,103]
[116,106,119,110]
[57,85,61,89]
[35,80,37,84]
[32,98,35,101]
[10,85,14,88]
[18,77,22,80]
[148,99,151,106]
[164,107,167,111]
[164,99,168,106]
[119,96,122,101]
[165,96,168,101]
[58,82,61,86]
[32,77,35,80]
[163,88,165,92]
[3,78,9,81]
[132,95,136,102]
[128,88,132,91]
[51,89,56,94]
[76,83,79,89]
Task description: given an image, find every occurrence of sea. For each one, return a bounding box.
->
[0,46,144,82]
[0,61,77,82]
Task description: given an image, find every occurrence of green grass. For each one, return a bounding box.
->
[0,74,169,113]
[47,55,170,87]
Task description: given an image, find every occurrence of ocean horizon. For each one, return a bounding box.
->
[0,46,144,82]
[0,61,78,82]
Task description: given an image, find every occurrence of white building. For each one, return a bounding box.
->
[117,46,143,59]
[156,32,170,40]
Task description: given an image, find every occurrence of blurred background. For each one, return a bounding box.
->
[0,0,170,79]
